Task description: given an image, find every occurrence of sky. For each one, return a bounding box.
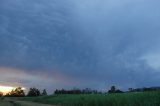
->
[0,0,160,93]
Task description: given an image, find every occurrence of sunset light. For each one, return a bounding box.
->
[0,86,14,94]
[1,0,160,105]
[0,86,26,94]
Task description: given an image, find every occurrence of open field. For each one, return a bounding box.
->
[19,91,160,106]
[0,98,57,106]
[0,101,13,106]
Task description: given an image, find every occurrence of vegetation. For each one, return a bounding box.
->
[108,86,123,93]
[0,98,52,106]
[19,91,160,106]
[0,92,3,97]
[4,87,46,97]
[5,87,25,97]
[41,89,47,96]
[1,86,160,106]
[54,88,100,94]
[27,88,41,97]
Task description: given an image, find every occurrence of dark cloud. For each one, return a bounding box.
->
[0,0,160,92]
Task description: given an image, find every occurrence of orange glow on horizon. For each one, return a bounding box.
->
[0,86,26,94]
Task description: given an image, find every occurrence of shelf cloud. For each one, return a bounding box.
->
[0,0,160,92]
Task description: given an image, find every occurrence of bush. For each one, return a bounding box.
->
[27,88,41,97]
[5,87,25,97]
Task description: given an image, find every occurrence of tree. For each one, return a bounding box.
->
[27,88,40,97]
[42,89,47,96]
[115,89,123,93]
[108,86,123,93]
[128,88,133,92]
[54,89,59,94]
[111,86,116,92]
[54,88,98,94]
[108,86,116,93]
[5,87,25,97]
[0,92,3,97]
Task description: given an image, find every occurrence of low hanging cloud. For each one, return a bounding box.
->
[0,0,160,92]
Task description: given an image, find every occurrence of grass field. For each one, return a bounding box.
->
[19,91,160,106]
[0,98,56,106]
[0,101,13,106]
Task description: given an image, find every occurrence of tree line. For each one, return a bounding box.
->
[0,86,160,97]
[54,88,102,94]
[0,87,47,97]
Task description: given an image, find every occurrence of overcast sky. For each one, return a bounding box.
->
[0,0,160,93]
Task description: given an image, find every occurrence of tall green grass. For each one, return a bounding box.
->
[20,91,160,106]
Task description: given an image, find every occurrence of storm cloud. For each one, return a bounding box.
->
[0,0,160,92]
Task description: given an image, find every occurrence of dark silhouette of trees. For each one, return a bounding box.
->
[0,92,3,97]
[2,85,160,97]
[128,87,160,92]
[55,89,81,94]
[27,88,40,97]
[128,88,133,92]
[115,89,123,93]
[54,88,100,94]
[5,87,25,97]
[108,86,123,93]
[108,86,116,93]
[111,86,116,92]
[42,89,47,96]
[82,88,94,94]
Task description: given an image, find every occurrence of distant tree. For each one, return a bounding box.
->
[108,86,123,93]
[111,86,116,92]
[135,88,143,92]
[128,88,133,92]
[5,87,25,97]
[54,89,59,94]
[115,89,123,93]
[54,88,99,94]
[142,87,152,92]
[108,86,116,93]
[82,88,92,94]
[0,92,3,97]
[42,89,47,96]
[27,88,40,97]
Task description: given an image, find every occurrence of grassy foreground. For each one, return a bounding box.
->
[19,91,160,106]
[0,98,56,106]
